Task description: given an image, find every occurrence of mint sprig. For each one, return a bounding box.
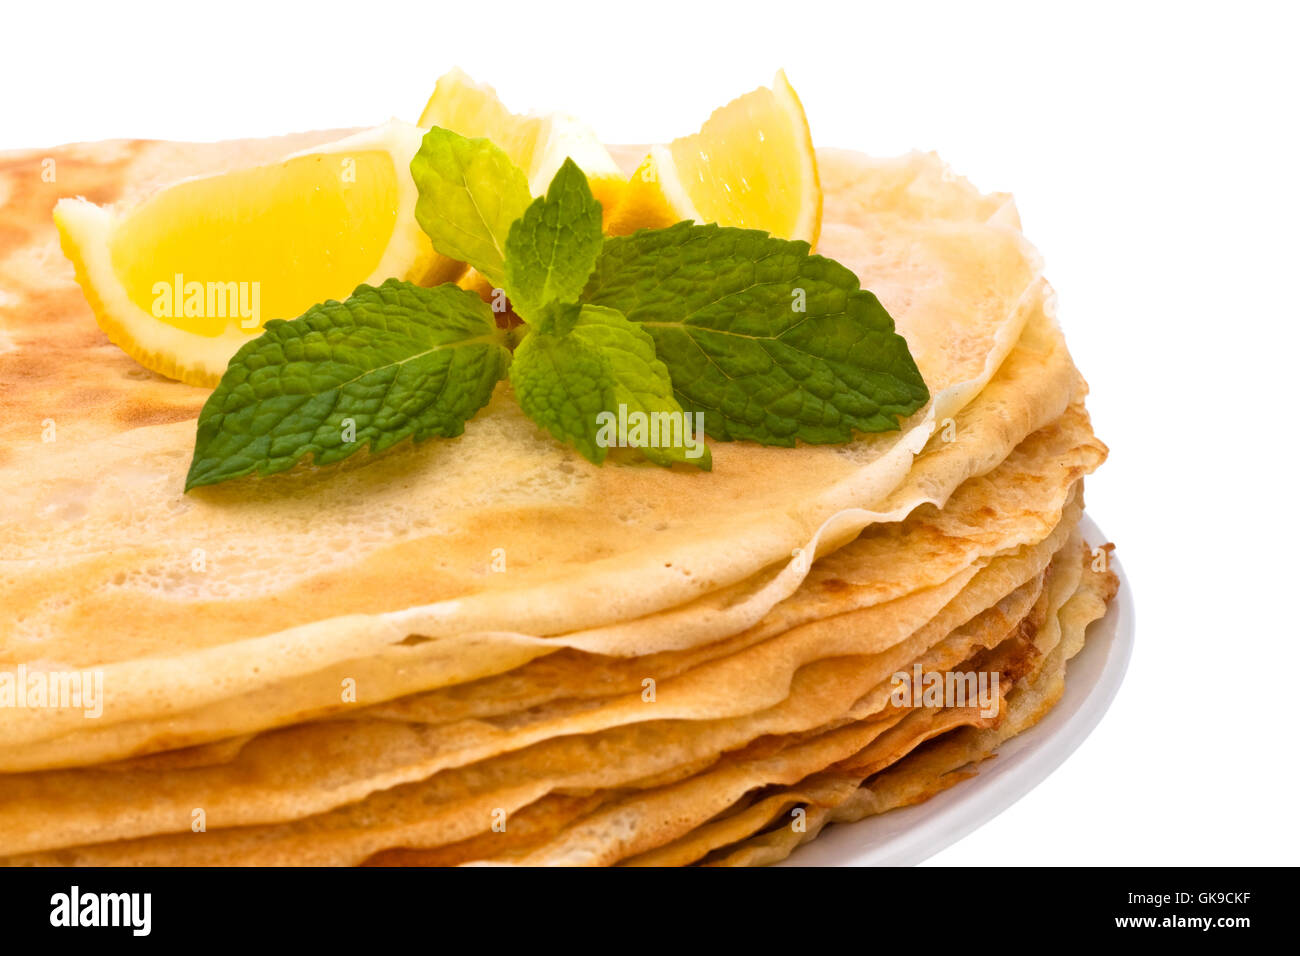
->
[510,304,711,469]
[579,222,930,445]
[504,158,604,319]
[187,141,931,490]
[185,280,508,490]
[410,127,531,288]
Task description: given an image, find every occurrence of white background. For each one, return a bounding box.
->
[4,0,1297,865]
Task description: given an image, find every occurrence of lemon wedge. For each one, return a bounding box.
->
[609,70,822,246]
[418,68,626,215]
[55,121,460,387]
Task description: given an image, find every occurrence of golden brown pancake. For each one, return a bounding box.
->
[0,130,1115,866]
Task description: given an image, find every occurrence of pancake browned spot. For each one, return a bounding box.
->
[0,223,28,253]
[112,399,203,428]
[0,148,139,251]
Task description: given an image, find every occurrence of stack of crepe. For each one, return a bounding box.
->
[0,135,1117,866]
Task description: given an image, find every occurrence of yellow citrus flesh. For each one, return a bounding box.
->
[609,71,822,246]
[418,68,626,216]
[420,69,543,171]
[613,155,684,233]
[111,151,397,338]
[55,122,457,387]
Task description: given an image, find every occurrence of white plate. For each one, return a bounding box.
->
[778,513,1133,866]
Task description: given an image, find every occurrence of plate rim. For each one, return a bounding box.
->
[776,512,1133,866]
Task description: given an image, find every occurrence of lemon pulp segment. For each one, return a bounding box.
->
[608,71,821,245]
[418,68,625,213]
[670,87,804,237]
[109,151,399,338]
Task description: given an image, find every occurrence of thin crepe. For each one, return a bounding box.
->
[1,139,1045,758]
[2,524,1077,864]
[0,303,1084,772]
[699,551,1116,867]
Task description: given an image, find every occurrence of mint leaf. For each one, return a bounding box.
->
[503,158,604,320]
[579,222,929,445]
[185,279,509,490]
[410,127,532,288]
[509,304,711,469]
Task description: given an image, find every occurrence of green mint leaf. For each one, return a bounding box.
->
[509,303,711,469]
[579,222,930,446]
[503,158,604,320]
[410,126,532,288]
[185,279,509,490]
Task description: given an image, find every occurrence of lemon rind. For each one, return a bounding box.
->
[771,69,823,247]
